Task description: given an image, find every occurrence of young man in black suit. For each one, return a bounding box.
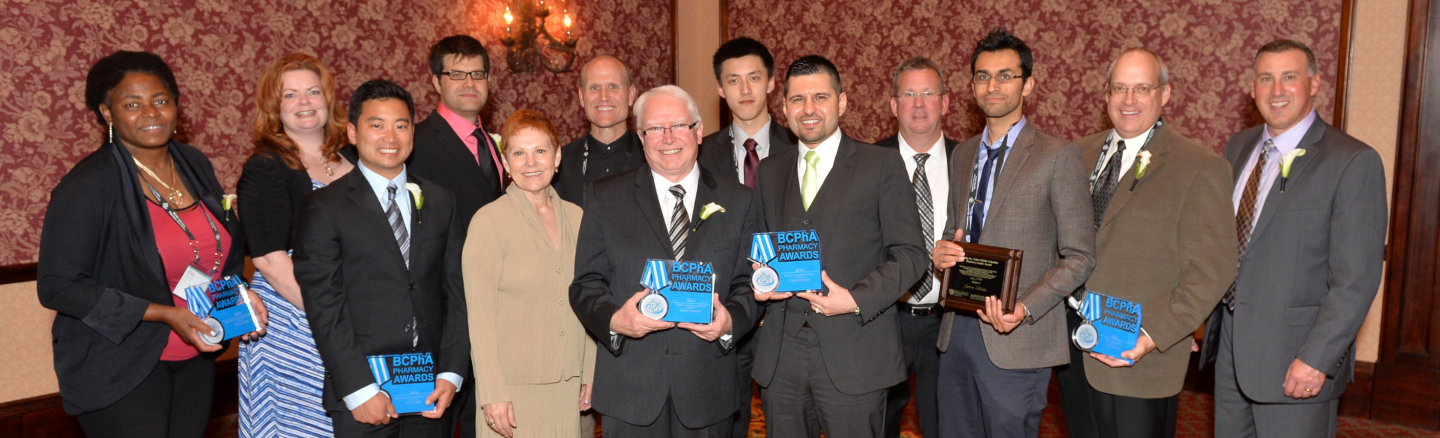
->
[408,35,505,222]
[569,85,762,436]
[553,56,648,205]
[698,37,796,190]
[749,55,930,437]
[294,79,469,438]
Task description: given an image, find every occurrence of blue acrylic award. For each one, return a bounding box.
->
[1073,291,1143,365]
[749,230,823,294]
[366,352,438,415]
[182,276,261,345]
[639,259,715,324]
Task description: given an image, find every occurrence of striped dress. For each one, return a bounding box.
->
[238,180,331,438]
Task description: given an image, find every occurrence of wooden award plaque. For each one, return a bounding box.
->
[939,241,1022,313]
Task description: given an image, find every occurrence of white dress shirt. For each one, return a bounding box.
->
[897,135,950,305]
[731,119,776,183]
[652,162,701,227]
[1096,125,1155,185]
[346,163,463,411]
[795,129,844,193]
[1232,110,1317,223]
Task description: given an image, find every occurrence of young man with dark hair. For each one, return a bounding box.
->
[930,28,1096,438]
[750,54,929,437]
[409,35,505,221]
[296,79,470,438]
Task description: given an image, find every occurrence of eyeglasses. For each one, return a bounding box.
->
[640,122,698,139]
[897,91,941,100]
[972,72,1022,84]
[1109,84,1158,96]
[440,70,489,81]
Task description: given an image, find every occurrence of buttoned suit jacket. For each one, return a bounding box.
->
[294,168,470,413]
[936,123,1097,370]
[1075,123,1236,398]
[569,165,761,428]
[698,119,797,184]
[1199,118,1387,404]
[408,111,503,220]
[749,133,931,395]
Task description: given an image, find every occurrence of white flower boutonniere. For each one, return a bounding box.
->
[221,194,237,221]
[1128,150,1153,192]
[693,202,726,231]
[405,182,424,223]
[1279,149,1306,193]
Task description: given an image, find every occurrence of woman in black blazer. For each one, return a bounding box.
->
[36,51,266,438]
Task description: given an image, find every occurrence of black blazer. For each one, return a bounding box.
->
[569,165,762,427]
[37,140,245,415]
[408,111,503,221]
[553,131,647,205]
[748,134,929,395]
[872,133,959,159]
[293,168,470,412]
[697,120,798,185]
[236,149,356,256]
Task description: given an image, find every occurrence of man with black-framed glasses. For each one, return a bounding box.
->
[930,28,1095,438]
[406,34,500,438]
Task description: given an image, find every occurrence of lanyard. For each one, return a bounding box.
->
[1087,119,1163,191]
[141,176,224,276]
[961,121,1018,243]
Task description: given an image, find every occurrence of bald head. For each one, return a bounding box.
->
[1106,48,1168,86]
[578,55,639,132]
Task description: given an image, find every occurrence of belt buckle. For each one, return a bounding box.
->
[908,304,935,317]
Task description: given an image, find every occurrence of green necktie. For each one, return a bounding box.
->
[801,150,820,210]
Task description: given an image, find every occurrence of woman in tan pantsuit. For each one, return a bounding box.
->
[464,109,596,438]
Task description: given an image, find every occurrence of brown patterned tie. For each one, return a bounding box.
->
[1223,140,1274,311]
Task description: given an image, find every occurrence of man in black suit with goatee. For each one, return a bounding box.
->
[569,85,763,436]
[295,79,469,438]
[750,54,930,438]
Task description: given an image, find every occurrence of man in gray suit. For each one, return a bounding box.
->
[931,28,1096,438]
[1200,39,1387,438]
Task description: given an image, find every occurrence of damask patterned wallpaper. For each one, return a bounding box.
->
[728,0,1339,150]
[0,0,671,265]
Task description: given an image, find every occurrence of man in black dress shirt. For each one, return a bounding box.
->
[553,56,648,204]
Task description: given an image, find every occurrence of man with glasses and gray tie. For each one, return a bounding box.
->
[1200,39,1387,438]
[294,79,470,438]
[929,28,1095,438]
[872,56,958,438]
[569,85,762,436]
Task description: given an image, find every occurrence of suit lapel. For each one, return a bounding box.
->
[687,169,720,259]
[429,113,490,184]
[815,136,859,245]
[714,128,740,183]
[1248,119,1326,245]
[1230,129,1264,186]
[346,171,409,271]
[1100,126,1172,229]
[982,126,1033,239]
[632,167,678,258]
[405,177,432,278]
[952,141,981,239]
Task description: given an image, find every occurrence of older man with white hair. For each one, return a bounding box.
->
[570,85,764,437]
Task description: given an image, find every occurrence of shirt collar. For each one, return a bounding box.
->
[1261,110,1317,156]
[981,116,1027,150]
[357,161,409,204]
[1113,124,1156,148]
[897,133,947,164]
[436,102,481,139]
[799,128,844,159]
[651,162,701,197]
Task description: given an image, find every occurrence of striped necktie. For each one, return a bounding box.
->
[668,185,689,260]
[386,183,410,266]
[1223,140,1275,311]
[912,153,934,300]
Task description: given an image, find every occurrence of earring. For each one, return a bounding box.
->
[108,123,114,144]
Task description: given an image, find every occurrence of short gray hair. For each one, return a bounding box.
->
[1105,47,1170,86]
[633,85,702,127]
[892,56,946,97]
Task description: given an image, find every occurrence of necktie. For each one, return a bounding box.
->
[968,143,1007,243]
[1091,140,1128,228]
[1223,140,1275,311]
[474,126,506,191]
[743,138,760,189]
[912,153,934,300]
[668,185,689,260]
[801,151,820,210]
[386,183,410,266]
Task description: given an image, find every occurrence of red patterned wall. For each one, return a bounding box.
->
[0,0,671,265]
[728,0,1339,150]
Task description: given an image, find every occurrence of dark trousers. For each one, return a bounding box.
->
[732,328,757,438]
[439,368,476,438]
[75,357,215,438]
[1056,307,1100,438]
[937,315,1050,438]
[331,409,448,438]
[1214,314,1339,438]
[762,326,887,438]
[602,396,733,438]
[1089,389,1177,438]
[884,307,941,437]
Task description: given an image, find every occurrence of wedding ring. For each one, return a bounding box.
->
[486,419,494,426]
[1305,388,1314,393]
[812,306,821,312]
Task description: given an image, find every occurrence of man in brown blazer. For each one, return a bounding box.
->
[1054,48,1237,438]
[931,28,1095,438]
